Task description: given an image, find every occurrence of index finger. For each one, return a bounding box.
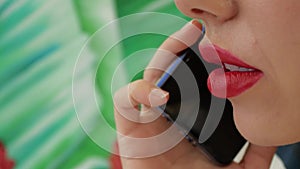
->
[144,20,203,83]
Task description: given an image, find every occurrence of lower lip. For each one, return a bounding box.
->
[207,68,263,98]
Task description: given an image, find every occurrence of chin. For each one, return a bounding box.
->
[232,105,299,147]
[227,76,300,146]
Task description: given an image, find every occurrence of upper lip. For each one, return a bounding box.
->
[199,44,258,70]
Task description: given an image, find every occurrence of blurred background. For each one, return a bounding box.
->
[0,0,291,169]
[0,0,189,168]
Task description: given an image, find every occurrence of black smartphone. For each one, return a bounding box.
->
[156,38,246,165]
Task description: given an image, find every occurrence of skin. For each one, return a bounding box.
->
[175,0,300,146]
[113,0,300,168]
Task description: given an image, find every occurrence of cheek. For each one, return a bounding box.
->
[216,0,300,145]
[249,2,300,117]
[241,0,300,57]
[242,0,300,74]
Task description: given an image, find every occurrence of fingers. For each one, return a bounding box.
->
[113,80,169,133]
[114,20,203,132]
[113,80,169,110]
[160,20,203,52]
[241,144,277,168]
[144,20,203,83]
[113,20,203,161]
[114,80,176,159]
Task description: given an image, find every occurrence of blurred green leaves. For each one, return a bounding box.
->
[0,0,190,168]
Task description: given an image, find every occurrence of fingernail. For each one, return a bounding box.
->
[149,88,169,106]
[191,19,203,30]
[181,19,202,32]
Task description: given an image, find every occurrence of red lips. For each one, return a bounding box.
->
[199,45,263,98]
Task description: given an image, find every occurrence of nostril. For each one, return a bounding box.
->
[191,8,204,14]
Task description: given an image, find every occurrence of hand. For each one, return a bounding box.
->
[113,20,277,169]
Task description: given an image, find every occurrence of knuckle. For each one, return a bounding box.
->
[129,79,144,92]
[143,70,159,82]
[161,36,177,49]
[113,80,146,105]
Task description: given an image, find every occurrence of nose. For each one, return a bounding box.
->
[175,0,238,23]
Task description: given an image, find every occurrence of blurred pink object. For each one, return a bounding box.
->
[0,142,15,169]
[109,142,122,169]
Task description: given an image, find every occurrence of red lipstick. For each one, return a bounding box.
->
[199,45,263,98]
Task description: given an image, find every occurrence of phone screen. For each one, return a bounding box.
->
[156,43,246,165]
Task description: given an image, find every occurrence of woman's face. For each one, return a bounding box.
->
[175,0,300,146]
